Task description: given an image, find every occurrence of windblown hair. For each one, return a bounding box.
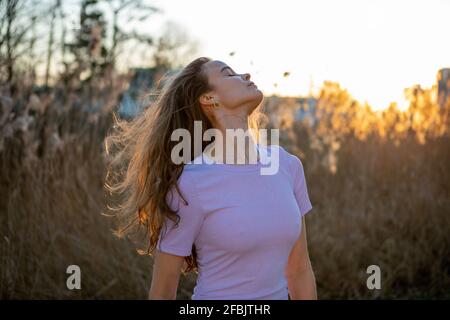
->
[104,56,267,274]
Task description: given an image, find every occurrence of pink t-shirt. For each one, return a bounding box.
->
[156,144,313,300]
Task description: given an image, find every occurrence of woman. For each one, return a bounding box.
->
[105,57,316,300]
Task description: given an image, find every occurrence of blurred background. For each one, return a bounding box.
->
[0,0,449,299]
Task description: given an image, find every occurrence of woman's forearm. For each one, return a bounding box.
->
[287,266,317,300]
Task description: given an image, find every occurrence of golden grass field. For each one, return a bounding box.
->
[1,79,449,299]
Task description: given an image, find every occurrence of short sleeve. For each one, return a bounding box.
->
[288,152,313,217]
[156,178,205,257]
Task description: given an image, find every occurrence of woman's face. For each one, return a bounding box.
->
[200,60,263,113]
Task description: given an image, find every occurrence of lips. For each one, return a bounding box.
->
[247,82,256,87]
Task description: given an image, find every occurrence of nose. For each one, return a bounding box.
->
[242,73,251,81]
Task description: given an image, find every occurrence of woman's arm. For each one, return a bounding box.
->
[285,216,317,300]
[148,249,185,299]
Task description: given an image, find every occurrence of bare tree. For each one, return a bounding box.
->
[152,21,199,71]
[44,0,62,87]
[106,0,161,67]
[0,0,40,89]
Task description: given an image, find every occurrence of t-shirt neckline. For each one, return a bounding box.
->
[197,143,268,172]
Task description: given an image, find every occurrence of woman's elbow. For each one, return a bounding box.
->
[148,250,184,300]
[148,279,178,299]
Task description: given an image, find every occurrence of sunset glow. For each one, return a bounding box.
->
[147,0,450,111]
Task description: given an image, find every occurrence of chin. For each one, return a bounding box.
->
[253,89,264,104]
[249,91,264,112]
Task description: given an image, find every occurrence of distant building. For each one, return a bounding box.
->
[294,96,318,125]
[118,67,157,119]
[118,67,177,119]
[262,94,319,130]
[437,68,450,109]
[118,91,141,120]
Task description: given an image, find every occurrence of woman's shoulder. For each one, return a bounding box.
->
[166,168,202,213]
[260,143,291,162]
[260,143,288,154]
[262,144,304,174]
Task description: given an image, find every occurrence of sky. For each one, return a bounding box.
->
[145,0,450,111]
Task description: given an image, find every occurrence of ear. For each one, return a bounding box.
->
[199,93,215,106]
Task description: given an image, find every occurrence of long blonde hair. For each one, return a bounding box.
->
[104,57,267,274]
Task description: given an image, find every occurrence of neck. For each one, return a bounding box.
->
[208,110,259,165]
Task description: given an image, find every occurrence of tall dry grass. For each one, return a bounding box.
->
[0,77,200,299]
[300,133,450,298]
[1,76,449,299]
